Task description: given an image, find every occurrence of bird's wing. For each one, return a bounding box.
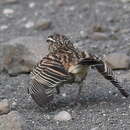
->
[29,55,74,107]
[78,54,129,97]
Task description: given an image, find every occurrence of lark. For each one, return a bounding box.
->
[28,34,128,107]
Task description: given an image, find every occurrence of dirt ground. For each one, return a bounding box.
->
[0,0,130,129]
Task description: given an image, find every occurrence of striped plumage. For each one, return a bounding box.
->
[79,54,129,97]
[29,34,128,107]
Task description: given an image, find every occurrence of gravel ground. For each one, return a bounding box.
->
[0,0,130,130]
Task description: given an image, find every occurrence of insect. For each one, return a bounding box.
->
[28,34,129,107]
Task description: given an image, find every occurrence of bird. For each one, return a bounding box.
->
[28,34,129,107]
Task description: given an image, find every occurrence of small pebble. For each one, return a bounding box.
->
[3,8,14,16]
[120,0,130,3]
[0,25,8,30]
[29,2,35,8]
[80,30,88,39]
[25,21,34,28]
[34,19,52,30]
[56,0,64,6]
[103,113,106,116]
[0,0,17,4]
[62,93,66,97]
[89,32,108,40]
[122,96,127,99]
[91,127,99,130]
[0,99,10,115]
[68,6,75,11]
[54,111,72,121]
[108,91,112,94]
[11,101,17,109]
[120,29,130,34]
[92,24,105,32]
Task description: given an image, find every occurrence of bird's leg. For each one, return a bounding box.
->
[77,75,87,98]
[77,82,83,98]
[56,86,60,94]
[70,82,84,107]
[78,81,85,102]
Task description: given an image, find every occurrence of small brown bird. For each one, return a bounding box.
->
[28,34,128,107]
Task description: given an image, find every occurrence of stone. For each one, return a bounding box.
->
[25,21,34,29]
[28,2,35,8]
[11,101,17,109]
[120,29,130,34]
[79,30,88,39]
[0,99,10,115]
[89,32,108,40]
[120,0,130,3]
[104,53,130,70]
[91,127,99,130]
[0,0,18,4]
[56,0,64,6]
[34,19,52,30]
[92,24,106,32]
[0,25,8,31]
[0,111,24,130]
[3,8,14,15]
[0,36,49,76]
[54,111,72,121]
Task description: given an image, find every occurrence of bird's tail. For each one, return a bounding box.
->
[79,54,129,97]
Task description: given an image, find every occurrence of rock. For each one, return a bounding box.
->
[92,24,106,32]
[120,0,130,3]
[0,111,24,130]
[3,8,14,16]
[0,99,10,115]
[11,101,17,109]
[91,127,99,130]
[54,111,72,121]
[79,30,88,39]
[62,93,67,97]
[25,21,34,29]
[89,32,108,40]
[34,19,52,30]
[0,36,49,76]
[0,25,8,31]
[0,0,18,4]
[120,29,130,34]
[28,2,35,8]
[56,0,64,6]
[104,53,130,70]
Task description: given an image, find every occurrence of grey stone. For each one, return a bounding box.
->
[0,36,49,75]
[0,0,18,4]
[92,24,106,32]
[24,21,34,29]
[56,0,64,6]
[104,53,130,70]
[91,127,99,130]
[3,8,14,16]
[54,111,72,121]
[120,0,130,3]
[0,99,10,115]
[89,32,108,40]
[0,111,24,130]
[34,19,52,30]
